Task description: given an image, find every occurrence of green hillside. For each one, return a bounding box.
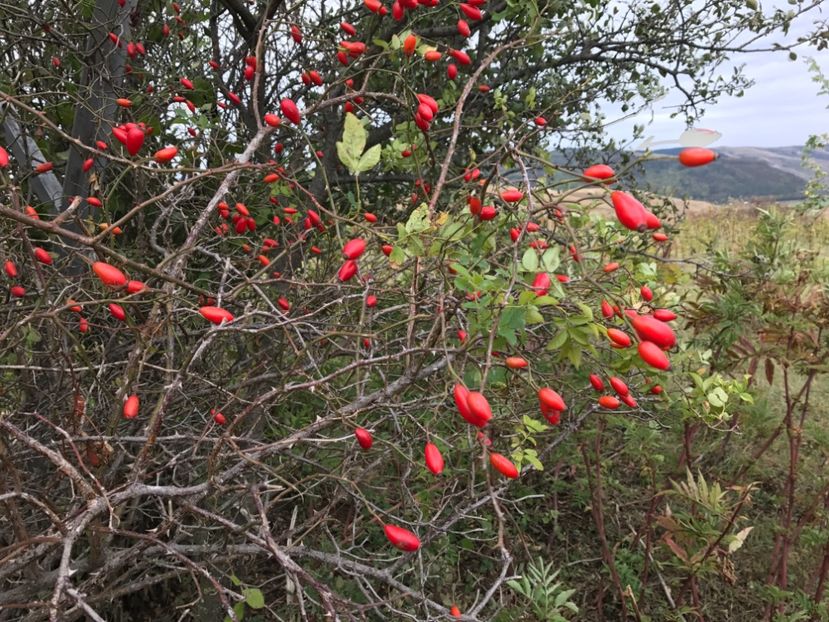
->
[539,146,822,203]
[636,150,808,202]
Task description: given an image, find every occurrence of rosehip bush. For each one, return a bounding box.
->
[0,0,819,620]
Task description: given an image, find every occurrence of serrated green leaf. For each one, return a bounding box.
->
[405,203,431,233]
[521,415,541,430]
[408,235,425,256]
[564,341,582,368]
[498,306,526,346]
[727,526,754,552]
[389,246,406,266]
[569,327,590,346]
[541,247,561,272]
[336,142,358,172]
[336,112,368,173]
[547,330,568,350]
[521,248,539,272]
[547,279,566,300]
[535,295,558,306]
[343,112,366,156]
[518,290,537,305]
[525,452,544,471]
[355,144,381,173]
[526,306,544,324]
[707,389,725,407]
[555,589,576,606]
[576,302,593,320]
[464,367,482,388]
[440,221,466,242]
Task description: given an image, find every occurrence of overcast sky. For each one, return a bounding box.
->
[602,2,829,148]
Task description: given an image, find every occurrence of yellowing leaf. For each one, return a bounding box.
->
[355,144,381,173]
[727,526,754,553]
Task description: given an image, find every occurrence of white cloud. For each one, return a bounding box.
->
[602,3,829,147]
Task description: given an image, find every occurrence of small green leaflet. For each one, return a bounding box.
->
[498,306,526,346]
[336,113,381,174]
[356,145,381,172]
[405,203,431,233]
[521,248,539,272]
[541,247,560,273]
[243,587,265,609]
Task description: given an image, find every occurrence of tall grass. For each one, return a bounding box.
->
[672,202,829,257]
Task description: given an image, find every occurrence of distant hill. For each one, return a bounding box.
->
[533,146,827,203]
[636,146,828,203]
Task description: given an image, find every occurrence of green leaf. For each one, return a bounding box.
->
[389,246,406,266]
[336,113,368,173]
[727,526,754,553]
[555,589,576,607]
[541,247,561,273]
[564,342,582,368]
[524,451,544,471]
[79,0,95,17]
[488,366,508,388]
[535,295,558,306]
[525,306,544,324]
[524,86,537,108]
[569,327,591,346]
[549,279,566,299]
[243,588,265,609]
[523,415,547,433]
[518,290,537,305]
[408,235,425,256]
[637,261,658,279]
[498,306,526,346]
[464,367,482,388]
[26,327,41,346]
[547,330,568,350]
[576,302,594,320]
[355,144,381,173]
[336,142,358,173]
[507,578,527,597]
[440,221,466,242]
[707,387,728,408]
[449,262,471,280]
[405,203,431,233]
[343,112,366,155]
[224,601,246,622]
[521,248,539,272]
